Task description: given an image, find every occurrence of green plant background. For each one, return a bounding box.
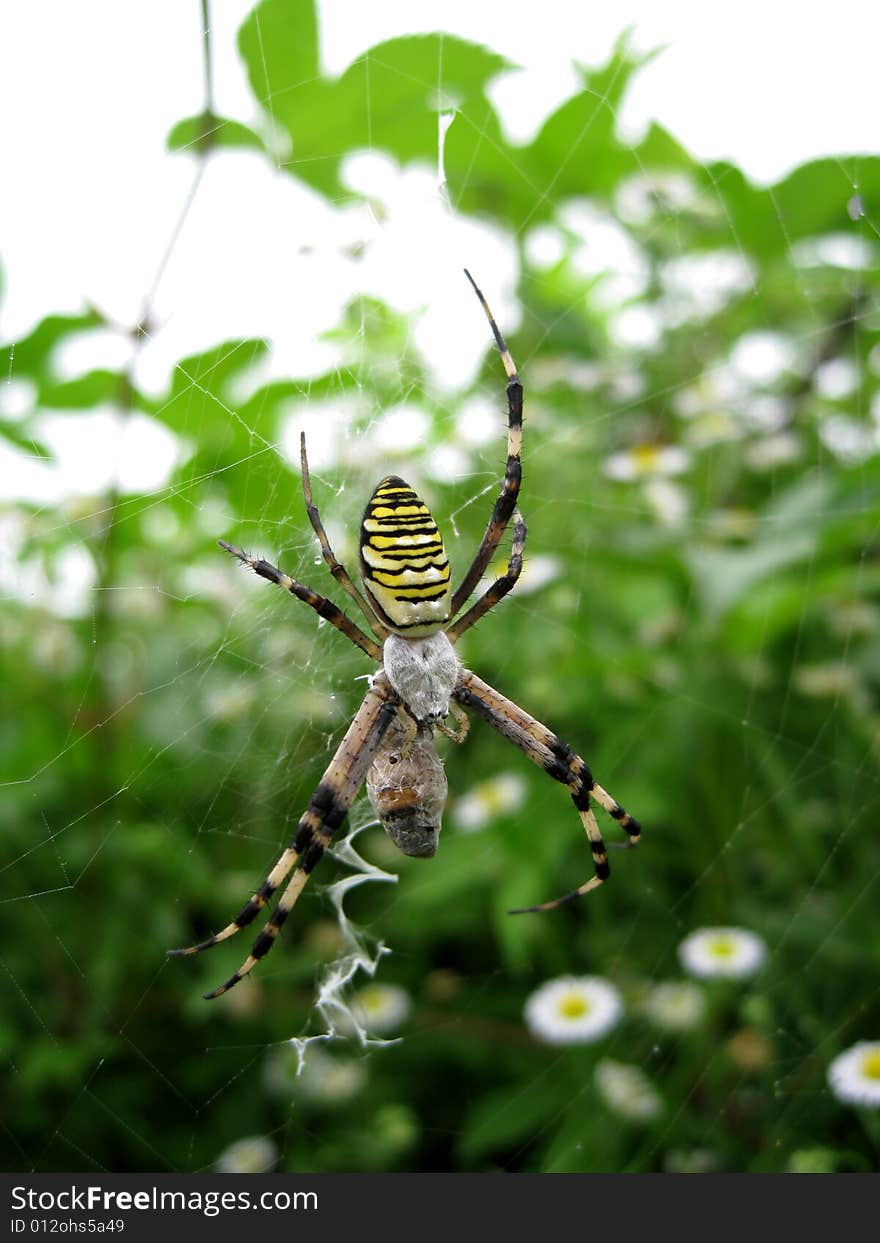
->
[3,0,879,1174]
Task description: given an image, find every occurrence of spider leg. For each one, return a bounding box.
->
[446,509,526,642]
[449,272,523,619]
[218,541,382,660]
[453,669,640,912]
[436,700,470,743]
[300,432,388,642]
[168,673,399,998]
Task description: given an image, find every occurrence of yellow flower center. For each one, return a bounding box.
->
[481,781,508,815]
[559,992,591,1019]
[860,1049,880,1081]
[708,937,736,958]
[631,444,661,474]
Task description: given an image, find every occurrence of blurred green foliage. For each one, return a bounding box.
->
[2,0,879,1174]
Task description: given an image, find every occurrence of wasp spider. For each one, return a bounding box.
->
[169,271,641,999]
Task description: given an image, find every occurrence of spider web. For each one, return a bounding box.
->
[2,0,879,1176]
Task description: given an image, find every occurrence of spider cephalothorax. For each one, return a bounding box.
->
[169,271,641,1000]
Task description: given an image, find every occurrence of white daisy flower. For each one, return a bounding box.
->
[214,1135,278,1174]
[641,981,706,1032]
[524,976,622,1046]
[595,1059,663,1122]
[827,1041,880,1108]
[349,983,412,1035]
[603,444,690,482]
[454,772,527,832]
[678,927,767,980]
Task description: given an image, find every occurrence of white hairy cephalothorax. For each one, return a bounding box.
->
[381,631,460,722]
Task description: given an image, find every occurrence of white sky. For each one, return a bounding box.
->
[3,1,877,335]
[0,0,877,508]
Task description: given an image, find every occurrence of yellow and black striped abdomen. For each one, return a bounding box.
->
[360,477,451,635]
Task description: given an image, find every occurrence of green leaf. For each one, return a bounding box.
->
[688,473,834,622]
[238,0,511,197]
[689,534,816,624]
[458,1069,570,1162]
[40,369,137,410]
[2,310,105,379]
[695,155,880,260]
[166,112,266,155]
[0,422,51,459]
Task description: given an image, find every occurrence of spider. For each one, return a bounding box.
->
[169,271,641,999]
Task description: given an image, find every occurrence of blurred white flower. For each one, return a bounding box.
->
[827,1042,880,1108]
[745,431,802,471]
[615,171,701,226]
[530,356,601,392]
[664,1147,718,1174]
[678,927,766,980]
[373,403,431,452]
[263,1043,367,1106]
[704,507,757,541]
[603,444,690,482]
[204,680,259,723]
[595,1059,663,1122]
[684,411,742,447]
[482,552,561,598]
[794,662,863,703]
[425,444,471,482]
[610,368,645,402]
[454,771,527,832]
[746,393,790,432]
[730,331,797,385]
[672,366,745,419]
[524,976,622,1046]
[609,303,663,350]
[793,234,875,272]
[525,224,567,269]
[814,357,859,400]
[821,414,880,464]
[215,1135,278,1174]
[559,200,649,308]
[662,250,754,325]
[31,622,82,676]
[826,600,880,639]
[641,981,706,1032]
[514,554,562,595]
[349,983,412,1035]
[262,1045,302,1098]
[644,478,688,529]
